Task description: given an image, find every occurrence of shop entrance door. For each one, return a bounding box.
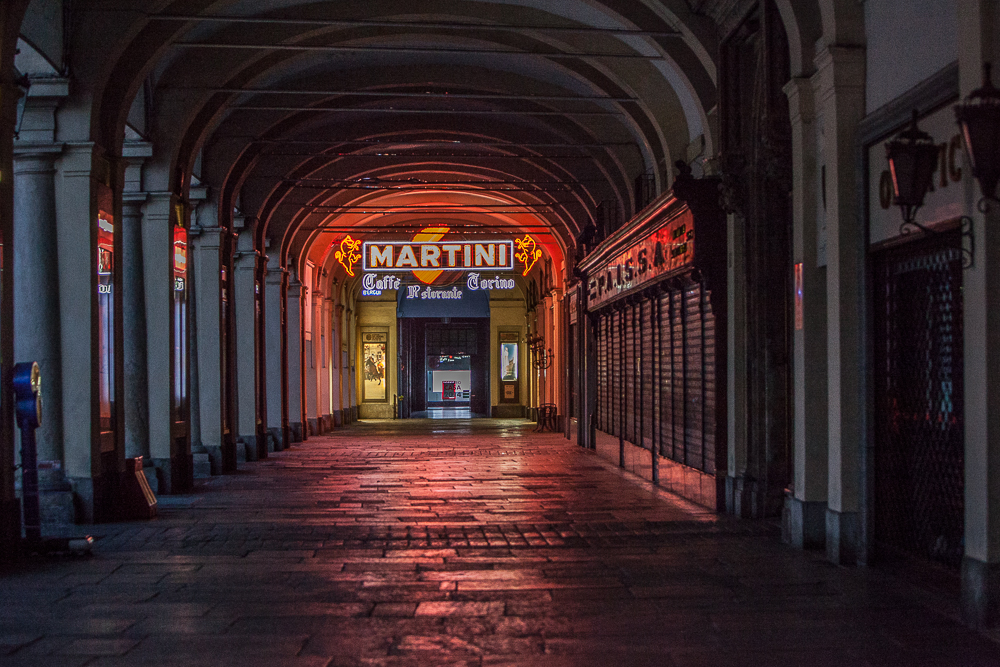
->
[873,235,964,570]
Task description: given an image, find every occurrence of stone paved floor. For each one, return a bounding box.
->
[2,419,1000,666]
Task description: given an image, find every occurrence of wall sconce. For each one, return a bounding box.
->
[886,109,974,268]
[955,62,1000,209]
[526,335,551,369]
[886,110,939,225]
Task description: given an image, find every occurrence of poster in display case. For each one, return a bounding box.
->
[362,331,388,402]
[499,332,519,381]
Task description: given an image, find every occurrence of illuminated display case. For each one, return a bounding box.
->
[499,331,519,403]
[361,330,389,402]
[172,224,188,422]
[97,211,115,443]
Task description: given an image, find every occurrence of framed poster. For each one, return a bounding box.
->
[362,330,388,402]
[499,332,519,381]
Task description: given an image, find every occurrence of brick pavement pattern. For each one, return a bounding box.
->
[2,419,1000,666]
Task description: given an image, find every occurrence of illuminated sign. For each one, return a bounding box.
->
[361,273,402,296]
[514,235,542,276]
[97,212,114,276]
[364,241,514,272]
[405,285,463,300]
[586,209,694,311]
[466,273,515,291]
[335,236,363,276]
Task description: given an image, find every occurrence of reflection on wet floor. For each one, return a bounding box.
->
[1,419,998,666]
[411,407,475,419]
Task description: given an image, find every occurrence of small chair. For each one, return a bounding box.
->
[536,403,558,432]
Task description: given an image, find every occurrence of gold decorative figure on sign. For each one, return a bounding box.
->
[515,235,543,276]
[335,236,362,276]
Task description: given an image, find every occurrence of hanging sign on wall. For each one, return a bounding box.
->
[585,209,694,311]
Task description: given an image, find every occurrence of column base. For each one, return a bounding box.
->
[307,418,320,436]
[141,461,160,494]
[289,422,304,443]
[725,475,757,518]
[322,415,332,433]
[826,508,859,565]
[240,436,259,462]
[962,556,1000,629]
[268,427,284,451]
[783,497,827,549]
[151,458,173,496]
[192,451,212,479]
[334,410,343,427]
[0,499,22,561]
[39,466,75,526]
[203,445,223,475]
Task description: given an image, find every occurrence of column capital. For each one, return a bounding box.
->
[190,226,226,250]
[12,145,61,173]
[121,194,148,218]
[783,77,816,126]
[812,45,866,102]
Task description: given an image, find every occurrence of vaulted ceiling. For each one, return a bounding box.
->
[18,0,723,276]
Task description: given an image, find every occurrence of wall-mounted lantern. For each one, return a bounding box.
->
[886,110,939,225]
[955,62,1000,207]
[885,109,975,268]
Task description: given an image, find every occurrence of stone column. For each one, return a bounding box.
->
[264,258,285,449]
[13,148,72,522]
[333,303,345,426]
[346,304,357,422]
[813,44,866,565]
[54,144,100,521]
[191,223,226,472]
[0,79,20,552]
[121,195,153,487]
[233,223,259,460]
[304,283,318,435]
[958,0,1000,628]
[322,296,334,431]
[286,277,304,441]
[784,76,828,549]
[141,193,191,492]
[726,211,750,516]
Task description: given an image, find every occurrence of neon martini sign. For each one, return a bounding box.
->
[334,229,542,282]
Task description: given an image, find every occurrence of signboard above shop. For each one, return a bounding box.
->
[584,208,694,311]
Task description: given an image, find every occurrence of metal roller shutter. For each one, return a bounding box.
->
[642,298,654,449]
[671,290,685,462]
[702,286,717,474]
[625,304,636,443]
[659,291,673,458]
[684,284,704,470]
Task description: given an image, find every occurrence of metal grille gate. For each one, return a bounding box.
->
[593,278,717,475]
[873,237,964,570]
